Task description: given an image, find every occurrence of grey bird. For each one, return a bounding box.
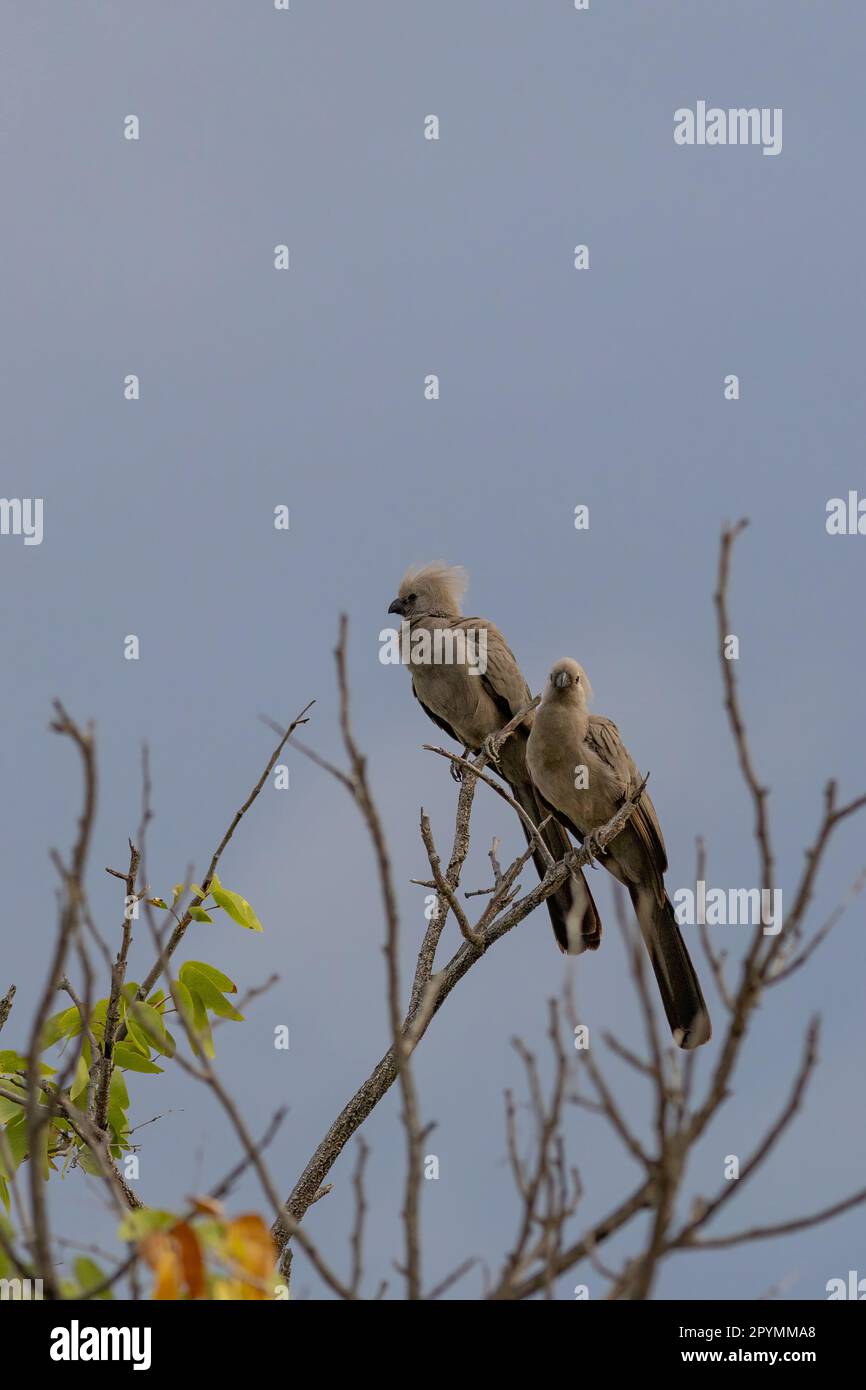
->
[388,564,602,954]
[527,657,711,1048]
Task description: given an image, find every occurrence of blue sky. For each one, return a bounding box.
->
[1,1,864,1299]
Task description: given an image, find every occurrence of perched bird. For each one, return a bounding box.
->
[527,657,711,1049]
[388,564,601,954]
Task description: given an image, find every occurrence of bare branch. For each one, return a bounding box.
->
[0,985,15,1035]
[135,700,314,1003]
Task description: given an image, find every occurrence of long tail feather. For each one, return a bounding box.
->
[630,888,711,1048]
[512,782,602,954]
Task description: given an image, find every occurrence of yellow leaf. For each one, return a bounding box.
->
[172,1221,206,1300]
[140,1233,182,1301]
[224,1214,278,1298]
[190,1194,224,1218]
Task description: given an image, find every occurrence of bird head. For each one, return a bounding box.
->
[388,563,467,620]
[546,657,593,704]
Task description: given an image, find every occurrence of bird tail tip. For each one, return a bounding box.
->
[673,1008,713,1050]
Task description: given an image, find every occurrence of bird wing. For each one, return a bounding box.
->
[586,715,668,877]
[460,618,533,724]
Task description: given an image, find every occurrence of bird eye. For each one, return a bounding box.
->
[407,593,417,602]
[574,673,580,682]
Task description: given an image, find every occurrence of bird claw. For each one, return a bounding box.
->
[450,760,463,783]
[482,734,502,765]
[583,831,606,868]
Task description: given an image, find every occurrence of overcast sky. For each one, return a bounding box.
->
[2,0,864,1300]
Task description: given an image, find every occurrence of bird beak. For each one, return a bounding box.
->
[554,671,571,689]
[388,598,407,616]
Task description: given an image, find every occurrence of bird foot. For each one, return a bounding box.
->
[582,831,606,868]
[482,734,502,766]
[451,746,473,782]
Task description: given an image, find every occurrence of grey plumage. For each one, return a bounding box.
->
[388,566,602,954]
[527,657,711,1049]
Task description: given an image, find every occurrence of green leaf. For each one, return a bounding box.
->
[108,1129,128,1156]
[170,979,194,1022]
[180,967,243,1022]
[180,961,237,994]
[76,1143,104,1176]
[1,1114,27,1173]
[147,989,166,1008]
[113,1043,163,1074]
[189,883,207,899]
[0,1050,55,1077]
[39,1120,50,1181]
[0,1050,27,1075]
[189,907,214,923]
[70,1051,90,1105]
[210,884,263,933]
[170,978,214,1050]
[74,1256,113,1299]
[89,999,109,1042]
[148,897,168,911]
[109,1068,130,1113]
[194,1217,228,1250]
[117,1208,176,1242]
[128,1002,175,1058]
[108,1079,129,1136]
[169,979,214,1058]
[40,1006,82,1051]
[189,990,215,1059]
[122,1010,152,1058]
[0,1085,25,1124]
